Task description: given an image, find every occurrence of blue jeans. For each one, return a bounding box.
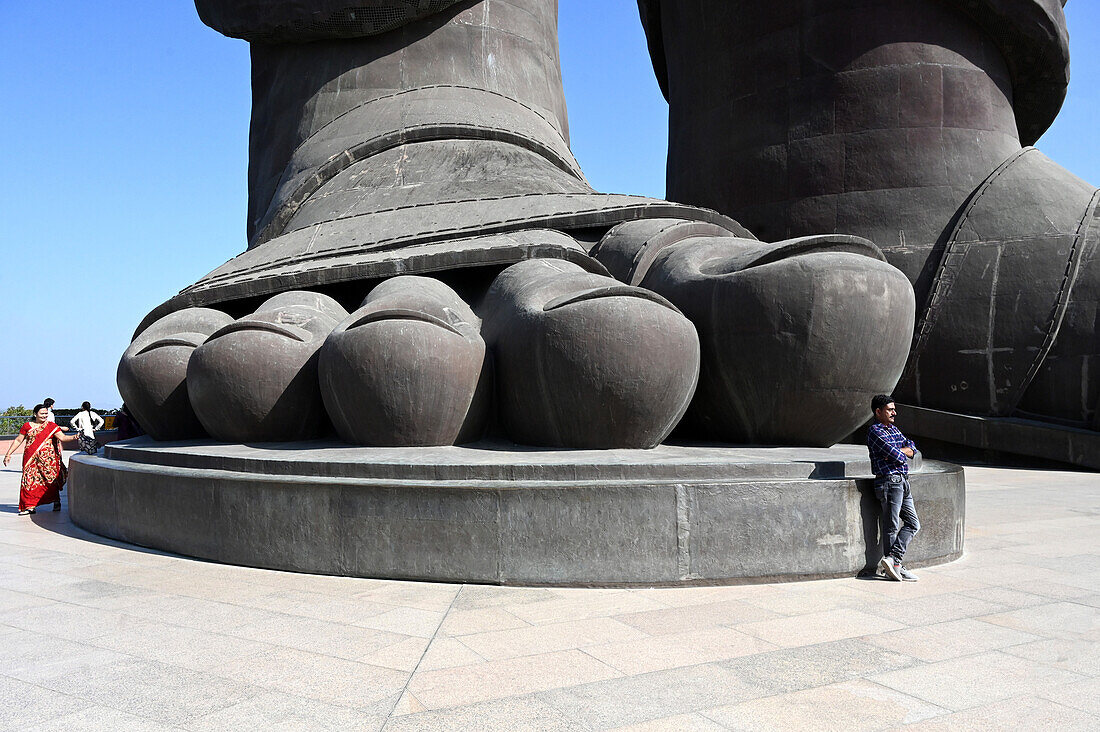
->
[874,473,920,560]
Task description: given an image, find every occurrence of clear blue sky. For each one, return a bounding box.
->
[2,2,1098,411]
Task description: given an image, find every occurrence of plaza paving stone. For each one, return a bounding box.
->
[0,463,1096,730]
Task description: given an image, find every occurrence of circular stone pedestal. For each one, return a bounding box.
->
[69,439,964,586]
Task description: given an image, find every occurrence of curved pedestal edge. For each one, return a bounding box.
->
[67,449,965,587]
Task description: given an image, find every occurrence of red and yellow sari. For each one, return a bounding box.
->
[18,421,66,511]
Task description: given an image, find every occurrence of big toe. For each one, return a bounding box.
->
[320,276,489,446]
[640,234,915,445]
[187,291,347,442]
[482,258,700,448]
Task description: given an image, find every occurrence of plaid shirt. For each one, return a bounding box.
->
[867,422,915,477]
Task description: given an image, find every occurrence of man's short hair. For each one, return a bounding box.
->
[870,394,894,413]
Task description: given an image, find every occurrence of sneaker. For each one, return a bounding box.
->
[878,555,903,581]
[17,508,36,516]
[896,563,919,582]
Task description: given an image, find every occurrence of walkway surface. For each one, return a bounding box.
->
[0,463,1097,730]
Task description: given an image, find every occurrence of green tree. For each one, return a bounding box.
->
[1,405,29,436]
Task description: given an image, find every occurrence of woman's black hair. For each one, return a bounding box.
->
[32,404,46,416]
[81,401,91,412]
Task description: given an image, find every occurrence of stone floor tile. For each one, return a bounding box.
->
[999,638,1100,676]
[0,601,136,642]
[1002,578,1095,601]
[1026,566,1100,592]
[738,582,877,616]
[416,637,488,671]
[37,578,153,607]
[225,611,412,659]
[0,633,131,685]
[2,546,103,574]
[863,618,1039,662]
[458,617,646,662]
[24,704,180,732]
[32,657,263,725]
[240,570,383,599]
[236,589,394,626]
[1008,542,1100,559]
[843,572,987,600]
[980,601,1099,641]
[703,679,946,731]
[87,618,273,672]
[389,689,427,715]
[351,581,459,612]
[353,606,447,639]
[958,535,1023,552]
[436,606,531,637]
[1038,676,1100,716]
[1076,594,1100,609]
[630,584,783,608]
[609,712,728,731]
[113,592,282,631]
[384,694,586,731]
[357,635,429,672]
[957,586,1048,609]
[502,592,668,626]
[736,608,905,648]
[408,649,621,709]
[0,587,53,613]
[0,565,146,608]
[718,638,917,694]
[184,690,393,731]
[538,662,769,729]
[584,626,777,675]
[860,592,1009,627]
[0,674,90,730]
[890,695,1100,731]
[212,647,407,708]
[938,562,1080,591]
[871,650,1087,711]
[449,585,559,611]
[60,562,188,594]
[142,574,278,605]
[613,598,781,636]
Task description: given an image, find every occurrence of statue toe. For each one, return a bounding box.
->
[117,308,233,441]
[604,228,914,446]
[481,258,700,448]
[186,291,348,442]
[319,276,489,446]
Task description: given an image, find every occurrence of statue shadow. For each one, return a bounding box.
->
[855,477,889,579]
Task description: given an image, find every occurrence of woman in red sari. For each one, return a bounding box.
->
[3,404,78,515]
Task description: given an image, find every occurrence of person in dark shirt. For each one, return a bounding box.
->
[867,394,921,581]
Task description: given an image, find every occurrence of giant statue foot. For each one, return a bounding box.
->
[641,0,1100,432]
[118,0,916,449]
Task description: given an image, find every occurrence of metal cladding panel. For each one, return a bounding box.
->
[639,0,1069,144]
[196,0,468,42]
[907,149,1100,417]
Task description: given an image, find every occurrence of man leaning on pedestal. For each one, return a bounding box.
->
[867,395,921,582]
